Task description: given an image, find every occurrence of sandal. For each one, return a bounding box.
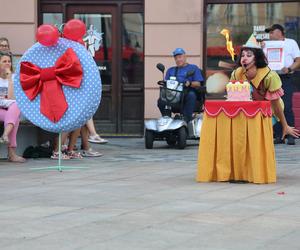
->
[88,134,108,144]
[82,148,103,157]
[67,150,83,159]
[51,151,70,160]
[61,144,68,153]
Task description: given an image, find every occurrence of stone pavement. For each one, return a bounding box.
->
[0,138,300,250]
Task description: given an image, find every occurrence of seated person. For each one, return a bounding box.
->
[157,48,204,122]
[0,51,25,162]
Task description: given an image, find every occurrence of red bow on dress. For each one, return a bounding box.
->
[20,48,83,123]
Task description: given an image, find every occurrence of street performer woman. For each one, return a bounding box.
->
[230,44,299,140]
[197,38,300,184]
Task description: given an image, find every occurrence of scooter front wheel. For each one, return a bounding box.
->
[145,129,154,149]
[177,127,187,149]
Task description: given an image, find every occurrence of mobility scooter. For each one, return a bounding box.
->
[144,63,205,149]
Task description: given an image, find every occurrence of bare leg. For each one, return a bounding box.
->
[67,128,81,152]
[53,132,69,152]
[81,125,89,151]
[51,132,70,160]
[86,118,97,136]
[1,123,13,143]
[86,118,108,144]
[0,122,25,162]
[80,125,102,157]
[8,147,25,163]
[65,128,82,159]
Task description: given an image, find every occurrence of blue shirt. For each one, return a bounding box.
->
[165,64,204,83]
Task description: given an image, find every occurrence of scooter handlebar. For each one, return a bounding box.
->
[157,80,166,86]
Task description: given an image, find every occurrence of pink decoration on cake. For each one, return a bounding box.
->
[226,80,251,101]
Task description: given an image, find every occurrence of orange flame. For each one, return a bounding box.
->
[220,28,235,61]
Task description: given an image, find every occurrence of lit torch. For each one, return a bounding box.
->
[220,28,235,61]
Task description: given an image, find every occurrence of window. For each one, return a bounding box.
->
[122,13,144,85]
[206,2,300,70]
[42,13,63,27]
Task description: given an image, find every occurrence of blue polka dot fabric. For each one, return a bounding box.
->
[14,38,101,133]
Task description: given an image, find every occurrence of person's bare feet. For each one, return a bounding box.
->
[8,154,26,163]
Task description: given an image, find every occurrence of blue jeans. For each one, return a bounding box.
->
[157,89,197,122]
[273,74,296,138]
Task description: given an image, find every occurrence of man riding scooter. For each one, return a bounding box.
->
[157,48,204,122]
[145,48,204,149]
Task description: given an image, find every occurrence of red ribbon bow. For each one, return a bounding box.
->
[20,48,83,123]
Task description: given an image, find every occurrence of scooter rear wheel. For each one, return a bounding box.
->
[145,129,154,149]
[177,127,187,149]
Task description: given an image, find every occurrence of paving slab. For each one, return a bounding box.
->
[0,138,299,249]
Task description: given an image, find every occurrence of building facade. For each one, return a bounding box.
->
[0,0,299,135]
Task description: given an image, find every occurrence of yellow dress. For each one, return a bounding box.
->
[196,67,279,184]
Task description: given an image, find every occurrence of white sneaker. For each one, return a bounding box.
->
[88,134,108,144]
[82,148,103,157]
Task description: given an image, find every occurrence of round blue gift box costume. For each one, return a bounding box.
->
[14,37,101,133]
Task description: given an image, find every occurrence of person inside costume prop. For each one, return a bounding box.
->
[264,24,300,145]
[0,52,25,162]
[157,48,204,122]
[230,38,300,140]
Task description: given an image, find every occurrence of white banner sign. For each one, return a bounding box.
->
[263,41,284,71]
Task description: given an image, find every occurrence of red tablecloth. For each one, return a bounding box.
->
[204,100,272,118]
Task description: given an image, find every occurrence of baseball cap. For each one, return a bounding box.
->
[265,24,285,33]
[172,48,186,56]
